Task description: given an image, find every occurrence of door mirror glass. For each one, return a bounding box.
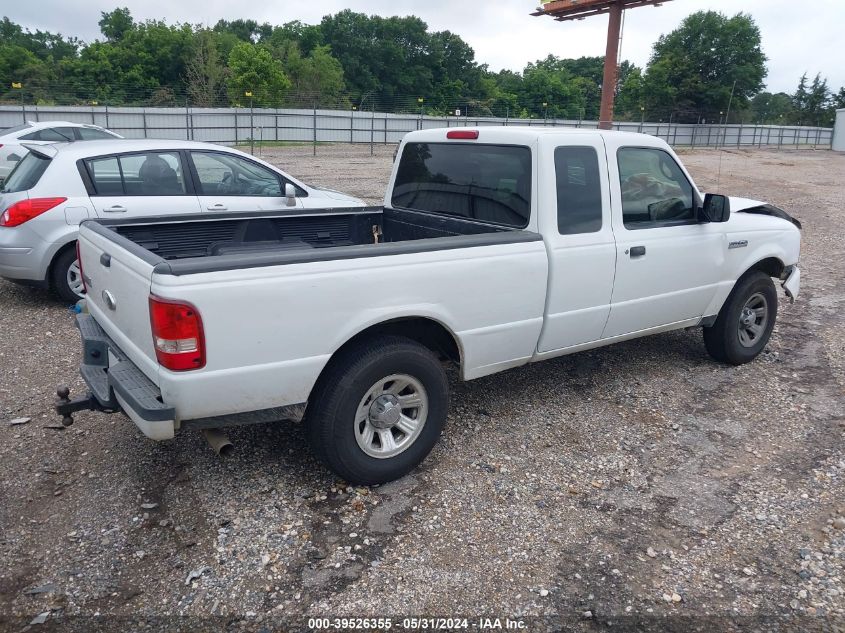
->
[285,182,296,206]
[702,193,730,222]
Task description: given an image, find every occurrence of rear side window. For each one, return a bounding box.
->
[2,152,50,193]
[392,142,531,228]
[87,157,122,195]
[86,152,187,196]
[555,146,602,235]
[78,127,117,140]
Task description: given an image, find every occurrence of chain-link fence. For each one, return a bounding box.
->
[0,103,833,153]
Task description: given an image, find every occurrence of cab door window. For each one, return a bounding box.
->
[617,147,695,228]
[555,146,602,235]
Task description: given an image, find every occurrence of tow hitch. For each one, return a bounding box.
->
[55,385,115,427]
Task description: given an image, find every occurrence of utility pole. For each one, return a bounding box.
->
[418,97,424,131]
[532,0,674,130]
[245,91,254,154]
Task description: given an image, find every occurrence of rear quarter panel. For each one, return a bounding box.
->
[152,239,549,421]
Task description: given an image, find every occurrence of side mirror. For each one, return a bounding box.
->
[285,183,296,207]
[701,193,730,223]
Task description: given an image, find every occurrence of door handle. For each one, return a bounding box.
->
[629,245,646,257]
[103,205,127,213]
[206,204,227,211]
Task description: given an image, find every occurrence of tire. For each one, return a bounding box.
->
[703,270,777,365]
[50,246,85,303]
[306,335,449,485]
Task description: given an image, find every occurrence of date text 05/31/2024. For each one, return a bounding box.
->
[307,617,527,630]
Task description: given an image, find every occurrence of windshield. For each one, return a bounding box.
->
[2,152,51,193]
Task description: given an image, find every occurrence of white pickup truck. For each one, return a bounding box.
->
[56,127,801,484]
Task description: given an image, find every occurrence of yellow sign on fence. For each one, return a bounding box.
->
[11,82,22,89]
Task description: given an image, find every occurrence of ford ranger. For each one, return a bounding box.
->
[55,127,801,484]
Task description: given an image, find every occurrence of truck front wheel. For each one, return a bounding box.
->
[306,335,449,485]
[703,271,777,365]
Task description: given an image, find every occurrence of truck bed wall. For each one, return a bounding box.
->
[110,207,509,261]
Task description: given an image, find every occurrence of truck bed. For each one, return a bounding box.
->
[84,206,535,275]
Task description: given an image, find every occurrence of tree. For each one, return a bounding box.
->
[213,19,260,43]
[227,42,291,106]
[833,87,845,110]
[271,39,345,106]
[806,73,831,125]
[99,8,134,42]
[184,30,227,106]
[748,92,794,124]
[791,72,833,125]
[641,11,767,122]
[614,67,644,119]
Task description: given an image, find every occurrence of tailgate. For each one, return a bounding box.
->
[77,223,160,384]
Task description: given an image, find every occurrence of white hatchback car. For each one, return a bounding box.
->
[0,139,365,301]
[0,121,122,181]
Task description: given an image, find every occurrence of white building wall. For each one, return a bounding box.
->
[833,109,845,152]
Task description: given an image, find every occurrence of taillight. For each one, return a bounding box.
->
[75,240,88,295]
[446,130,479,140]
[149,296,205,371]
[0,197,67,227]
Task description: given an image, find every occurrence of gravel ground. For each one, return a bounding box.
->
[1,144,843,631]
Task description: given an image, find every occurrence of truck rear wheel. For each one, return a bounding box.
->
[703,271,777,365]
[306,335,448,485]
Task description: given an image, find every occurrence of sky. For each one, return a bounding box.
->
[5,0,845,94]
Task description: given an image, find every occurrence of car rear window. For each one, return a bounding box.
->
[1,123,32,136]
[391,142,531,228]
[19,127,75,142]
[2,152,50,193]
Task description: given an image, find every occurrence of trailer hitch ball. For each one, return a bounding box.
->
[56,385,75,427]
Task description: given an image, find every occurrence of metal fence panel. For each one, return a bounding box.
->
[0,105,833,149]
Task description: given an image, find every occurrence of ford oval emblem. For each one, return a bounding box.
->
[102,290,117,311]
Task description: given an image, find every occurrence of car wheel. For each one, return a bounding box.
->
[51,246,85,303]
[306,335,448,485]
[703,270,777,365]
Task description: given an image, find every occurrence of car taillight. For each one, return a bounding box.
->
[149,296,205,371]
[75,240,88,295]
[0,197,67,227]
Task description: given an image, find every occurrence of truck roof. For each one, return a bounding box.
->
[403,126,666,147]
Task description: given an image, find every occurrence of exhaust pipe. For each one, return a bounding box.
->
[202,428,234,457]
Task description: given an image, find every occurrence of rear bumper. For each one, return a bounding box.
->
[74,312,176,440]
[0,227,51,281]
